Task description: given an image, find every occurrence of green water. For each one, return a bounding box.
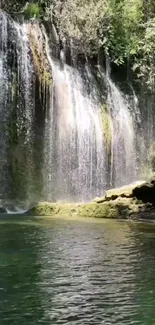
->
[0,217,155,324]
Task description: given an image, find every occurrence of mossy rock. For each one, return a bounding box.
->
[151,150,155,172]
[26,179,155,220]
[27,23,52,87]
[94,181,145,203]
[105,181,145,200]
[26,199,155,220]
[27,201,132,219]
[100,104,112,152]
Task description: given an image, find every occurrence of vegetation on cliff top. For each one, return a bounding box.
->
[51,0,155,86]
[1,0,155,85]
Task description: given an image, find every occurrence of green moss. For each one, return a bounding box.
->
[26,196,155,219]
[77,203,120,218]
[28,25,52,87]
[42,70,51,85]
[100,104,112,152]
[27,201,132,219]
[150,142,155,172]
[29,203,59,216]
[24,3,42,19]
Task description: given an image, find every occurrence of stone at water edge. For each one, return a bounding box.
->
[132,178,155,204]
[0,207,7,214]
[94,181,146,203]
[26,178,155,219]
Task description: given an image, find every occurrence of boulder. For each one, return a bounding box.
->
[0,207,7,214]
[132,179,155,204]
[94,181,145,203]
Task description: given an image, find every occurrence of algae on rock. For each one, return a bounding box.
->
[27,23,52,87]
[100,104,112,152]
[27,202,121,219]
[150,142,155,172]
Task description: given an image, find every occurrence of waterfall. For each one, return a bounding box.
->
[43,27,105,201]
[106,75,137,186]
[42,27,141,201]
[0,11,154,207]
[0,12,37,205]
[14,22,36,198]
[0,12,9,197]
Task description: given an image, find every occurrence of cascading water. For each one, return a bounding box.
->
[41,27,143,201]
[43,28,105,201]
[14,22,36,199]
[106,74,137,186]
[0,11,38,206]
[0,12,9,197]
[0,11,154,208]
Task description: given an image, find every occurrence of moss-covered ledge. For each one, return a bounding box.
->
[26,199,152,219]
[26,201,123,219]
[26,178,155,220]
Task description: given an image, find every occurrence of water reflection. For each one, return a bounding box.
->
[0,218,155,324]
[0,223,50,324]
[128,222,155,324]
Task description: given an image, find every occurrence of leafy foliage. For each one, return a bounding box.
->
[2,0,155,84]
[106,0,143,64]
[51,0,112,56]
[24,3,42,19]
[0,0,25,12]
[48,0,144,59]
[133,17,155,87]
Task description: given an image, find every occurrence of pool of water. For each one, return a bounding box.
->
[0,216,155,324]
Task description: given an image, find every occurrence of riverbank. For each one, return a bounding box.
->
[26,179,155,220]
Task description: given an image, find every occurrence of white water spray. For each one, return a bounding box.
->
[43,27,105,201]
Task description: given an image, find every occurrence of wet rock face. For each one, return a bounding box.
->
[0,207,7,213]
[1,1,27,15]
[94,181,145,203]
[133,179,155,205]
[95,179,155,206]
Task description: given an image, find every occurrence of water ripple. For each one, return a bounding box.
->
[0,219,155,324]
